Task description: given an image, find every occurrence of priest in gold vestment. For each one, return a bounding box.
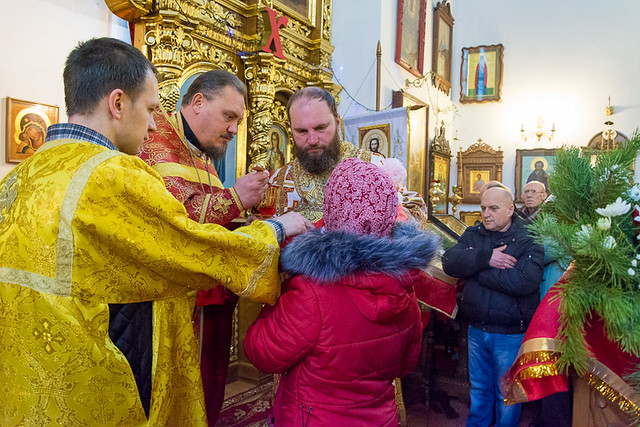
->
[0,37,309,426]
[270,87,384,224]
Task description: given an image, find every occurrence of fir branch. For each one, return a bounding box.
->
[535,131,640,392]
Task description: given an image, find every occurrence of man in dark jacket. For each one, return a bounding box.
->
[442,187,543,426]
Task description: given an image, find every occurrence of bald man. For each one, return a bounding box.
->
[442,187,544,426]
[479,180,509,197]
[518,180,547,224]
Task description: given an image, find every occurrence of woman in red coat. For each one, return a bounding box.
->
[244,158,440,426]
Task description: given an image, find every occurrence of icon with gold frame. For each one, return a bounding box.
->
[5,97,59,164]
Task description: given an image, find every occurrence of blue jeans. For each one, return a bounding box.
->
[466,326,524,427]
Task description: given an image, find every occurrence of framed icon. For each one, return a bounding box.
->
[460,44,504,104]
[267,124,289,173]
[5,97,59,164]
[457,140,503,204]
[431,1,454,94]
[515,148,556,202]
[358,123,391,158]
[395,0,427,77]
[460,211,482,226]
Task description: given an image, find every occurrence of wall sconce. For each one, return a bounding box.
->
[520,116,555,143]
[605,96,614,116]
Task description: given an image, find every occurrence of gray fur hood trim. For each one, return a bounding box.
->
[281,222,441,283]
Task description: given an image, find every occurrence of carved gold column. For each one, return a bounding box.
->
[108,1,248,114]
[244,52,286,170]
[141,17,189,112]
[105,1,183,111]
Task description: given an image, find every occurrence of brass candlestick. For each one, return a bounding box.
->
[429,180,444,209]
[449,186,463,216]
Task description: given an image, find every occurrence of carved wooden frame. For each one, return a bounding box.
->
[431,1,454,95]
[586,130,628,151]
[457,141,503,204]
[279,0,316,25]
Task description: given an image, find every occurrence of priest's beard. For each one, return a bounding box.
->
[203,145,226,161]
[203,136,232,161]
[295,131,341,174]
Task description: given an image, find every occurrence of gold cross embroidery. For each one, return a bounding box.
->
[212,197,233,215]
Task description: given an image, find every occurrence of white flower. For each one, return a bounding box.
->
[636,254,640,260]
[629,268,636,276]
[596,217,611,230]
[596,197,631,217]
[633,259,638,267]
[576,224,593,240]
[628,185,640,202]
[603,235,617,249]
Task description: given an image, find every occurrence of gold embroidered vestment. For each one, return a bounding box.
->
[0,140,280,425]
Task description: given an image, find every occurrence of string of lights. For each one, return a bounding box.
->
[331,58,415,115]
[333,60,380,114]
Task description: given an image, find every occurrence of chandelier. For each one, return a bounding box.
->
[520,117,555,143]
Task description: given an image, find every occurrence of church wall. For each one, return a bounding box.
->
[331,0,384,115]
[451,0,640,212]
[331,0,640,213]
[0,0,128,179]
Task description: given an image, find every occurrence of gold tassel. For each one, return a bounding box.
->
[515,362,561,380]
[585,373,640,419]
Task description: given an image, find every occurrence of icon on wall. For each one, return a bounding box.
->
[358,123,391,158]
[6,97,59,164]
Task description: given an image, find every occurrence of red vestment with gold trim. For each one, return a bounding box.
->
[139,109,244,304]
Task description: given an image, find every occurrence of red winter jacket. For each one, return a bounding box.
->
[244,224,439,426]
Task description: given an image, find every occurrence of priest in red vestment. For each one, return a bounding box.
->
[138,70,269,425]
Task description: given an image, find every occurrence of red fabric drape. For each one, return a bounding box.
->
[502,267,640,418]
[415,272,457,329]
